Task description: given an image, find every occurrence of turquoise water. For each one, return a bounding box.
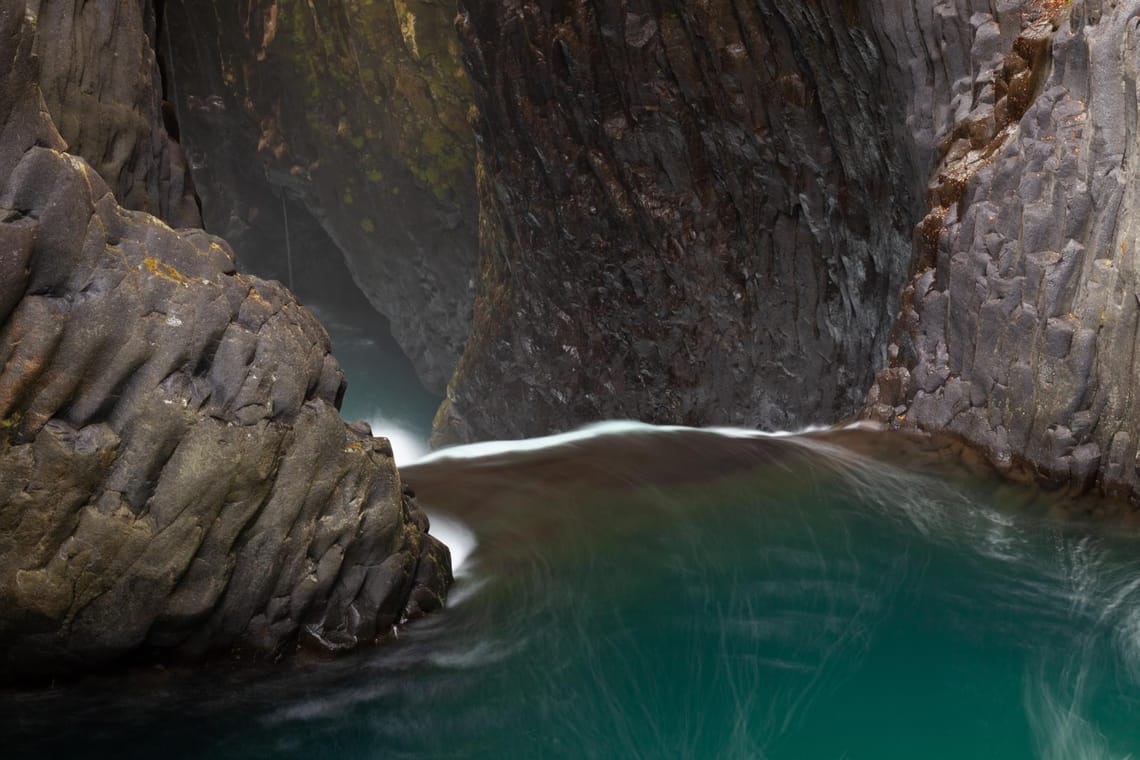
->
[325,322,440,462]
[4,425,1140,759]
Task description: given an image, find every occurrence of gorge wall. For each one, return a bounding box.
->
[162,0,479,394]
[436,0,1140,505]
[432,0,1026,443]
[25,0,200,228]
[0,1,450,682]
[867,0,1140,502]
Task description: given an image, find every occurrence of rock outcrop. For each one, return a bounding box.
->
[162,0,479,393]
[867,0,1140,503]
[26,0,200,228]
[432,0,1023,444]
[0,2,450,682]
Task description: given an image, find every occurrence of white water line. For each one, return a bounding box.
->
[281,193,295,291]
[411,419,837,465]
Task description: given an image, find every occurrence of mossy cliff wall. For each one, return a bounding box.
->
[164,0,478,393]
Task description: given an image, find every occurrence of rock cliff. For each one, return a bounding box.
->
[162,0,479,393]
[26,0,200,228]
[432,0,1021,444]
[0,2,450,682]
[436,0,1140,505]
[867,0,1140,504]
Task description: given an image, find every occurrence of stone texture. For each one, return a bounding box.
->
[162,0,479,394]
[433,0,1024,445]
[0,2,450,682]
[866,0,1140,502]
[25,0,200,228]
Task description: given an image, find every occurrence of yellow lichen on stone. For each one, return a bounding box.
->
[142,257,190,285]
[393,0,420,59]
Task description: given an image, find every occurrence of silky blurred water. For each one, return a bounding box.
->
[4,422,1140,759]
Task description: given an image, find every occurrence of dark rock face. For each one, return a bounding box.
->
[26,0,200,228]
[433,0,1028,445]
[867,0,1140,502]
[0,3,450,682]
[162,0,479,393]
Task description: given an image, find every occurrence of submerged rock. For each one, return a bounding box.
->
[0,3,450,682]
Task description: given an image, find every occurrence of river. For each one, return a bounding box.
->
[4,414,1140,758]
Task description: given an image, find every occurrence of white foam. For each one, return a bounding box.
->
[413,419,830,465]
[366,415,429,466]
[427,638,519,669]
[427,511,476,577]
[1023,669,1131,760]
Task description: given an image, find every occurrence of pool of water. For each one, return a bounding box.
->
[4,424,1139,759]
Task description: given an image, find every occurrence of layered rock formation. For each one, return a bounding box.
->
[162,0,479,393]
[435,0,1140,504]
[0,2,450,682]
[432,0,1022,444]
[867,0,1140,501]
[27,0,200,228]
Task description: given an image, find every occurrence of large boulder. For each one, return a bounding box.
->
[0,2,450,682]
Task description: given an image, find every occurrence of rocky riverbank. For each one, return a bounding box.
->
[0,1,449,683]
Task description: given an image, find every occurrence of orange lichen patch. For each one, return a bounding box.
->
[245,286,271,306]
[1022,0,1070,25]
[924,14,1057,263]
[141,257,190,285]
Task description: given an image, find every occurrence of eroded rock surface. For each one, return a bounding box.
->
[433,0,1024,444]
[0,3,450,682]
[26,0,200,228]
[866,0,1140,503]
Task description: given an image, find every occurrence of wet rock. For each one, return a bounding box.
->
[0,3,450,682]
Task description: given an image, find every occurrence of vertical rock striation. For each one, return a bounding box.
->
[0,2,450,682]
[434,0,1021,445]
[25,0,200,228]
[868,0,1140,504]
